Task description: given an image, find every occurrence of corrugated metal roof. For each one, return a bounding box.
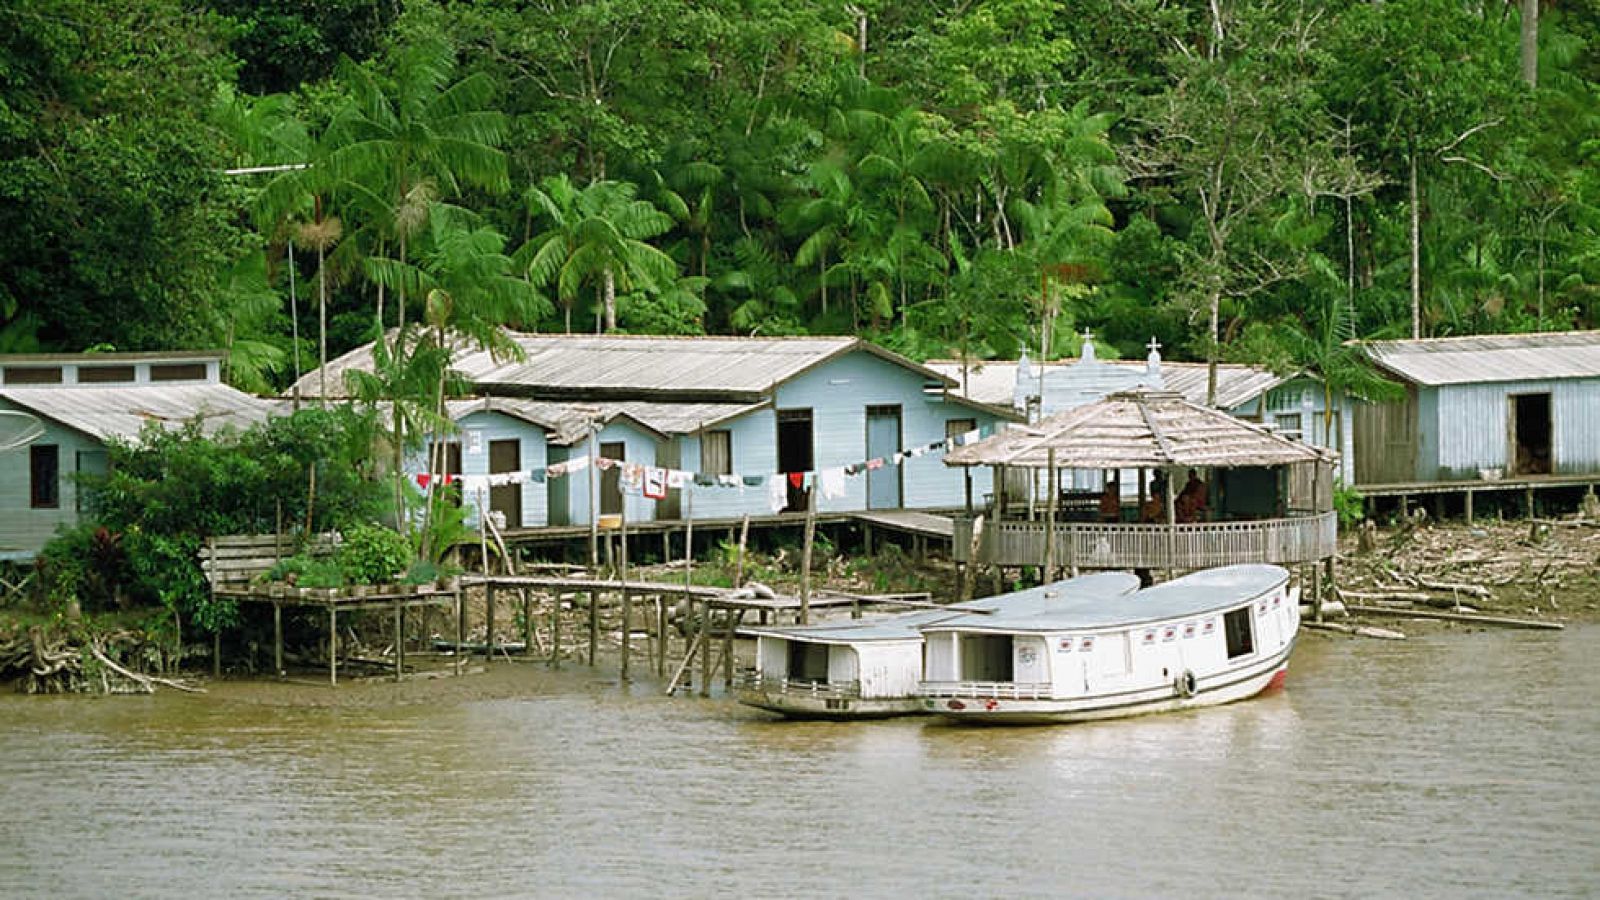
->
[1359,331,1600,386]
[0,384,275,443]
[925,359,1288,410]
[944,390,1333,469]
[474,334,860,395]
[288,330,954,401]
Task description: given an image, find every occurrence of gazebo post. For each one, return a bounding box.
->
[1043,449,1058,581]
[1164,468,1177,582]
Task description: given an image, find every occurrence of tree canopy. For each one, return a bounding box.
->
[2,0,1596,387]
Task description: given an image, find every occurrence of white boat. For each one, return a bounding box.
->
[735,572,1140,719]
[919,564,1298,725]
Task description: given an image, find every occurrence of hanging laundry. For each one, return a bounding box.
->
[666,469,691,489]
[529,470,547,484]
[818,467,847,500]
[593,456,615,471]
[694,473,716,487]
[416,473,432,489]
[741,475,763,488]
[866,458,885,471]
[720,475,744,489]
[619,463,644,495]
[787,471,805,490]
[643,466,668,500]
[845,462,865,477]
[566,455,590,473]
[767,475,787,513]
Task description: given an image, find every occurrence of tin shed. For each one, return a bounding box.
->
[1354,331,1600,486]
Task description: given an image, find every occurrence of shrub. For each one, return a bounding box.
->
[337,524,412,585]
[1333,481,1366,529]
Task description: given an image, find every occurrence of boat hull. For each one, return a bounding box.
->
[735,688,924,720]
[925,640,1294,726]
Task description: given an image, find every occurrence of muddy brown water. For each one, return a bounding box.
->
[2,626,1597,898]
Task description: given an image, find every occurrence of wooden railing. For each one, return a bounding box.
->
[951,511,1337,569]
[920,681,1055,700]
[735,670,862,700]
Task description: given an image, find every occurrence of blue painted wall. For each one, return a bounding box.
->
[0,401,103,560]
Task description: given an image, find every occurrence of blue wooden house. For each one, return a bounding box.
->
[1353,331,1600,487]
[301,333,1014,530]
[0,352,274,560]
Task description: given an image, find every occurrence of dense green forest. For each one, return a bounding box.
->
[2,0,1597,402]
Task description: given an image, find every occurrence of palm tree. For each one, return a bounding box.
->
[517,175,677,333]
[363,204,550,552]
[326,36,510,338]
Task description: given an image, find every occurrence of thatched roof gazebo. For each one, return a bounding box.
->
[944,391,1338,590]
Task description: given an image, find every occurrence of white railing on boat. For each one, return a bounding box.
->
[736,670,862,700]
[951,511,1337,569]
[920,681,1055,701]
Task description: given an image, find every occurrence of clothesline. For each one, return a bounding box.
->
[414,425,996,507]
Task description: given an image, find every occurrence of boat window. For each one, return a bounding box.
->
[961,635,1013,682]
[1224,607,1255,659]
[788,642,829,683]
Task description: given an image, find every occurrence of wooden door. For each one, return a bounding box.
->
[866,405,903,509]
[489,439,521,528]
[600,442,625,516]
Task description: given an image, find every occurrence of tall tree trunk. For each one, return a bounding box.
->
[318,243,328,407]
[1345,195,1356,313]
[1520,0,1539,88]
[1206,283,1221,407]
[603,268,617,332]
[1409,151,1422,339]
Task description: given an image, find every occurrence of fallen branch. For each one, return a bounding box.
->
[90,643,206,693]
[1344,604,1563,631]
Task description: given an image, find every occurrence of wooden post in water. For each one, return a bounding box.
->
[522,588,532,661]
[273,601,283,679]
[681,485,694,678]
[723,608,745,690]
[478,488,494,663]
[699,600,715,698]
[328,605,337,686]
[588,587,598,667]
[550,590,562,669]
[1465,489,1475,525]
[392,600,402,681]
[398,605,407,676]
[454,588,464,676]
[1312,463,1324,623]
[620,506,631,683]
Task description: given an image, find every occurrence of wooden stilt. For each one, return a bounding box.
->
[522,588,532,660]
[722,608,746,690]
[454,589,463,677]
[621,589,632,683]
[1044,449,1057,580]
[485,582,497,664]
[1466,489,1475,525]
[588,588,598,667]
[329,605,337,687]
[398,605,407,676]
[273,601,283,679]
[800,484,817,624]
[735,516,750,588]
[213,630,221,679]
[699,600,714,698]
[550,590,562,669]
[1525,485,1535,519]
[656,595,667,677]
[1312,560,1323,624]
[393,600,403,681]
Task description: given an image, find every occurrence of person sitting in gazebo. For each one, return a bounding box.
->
[1141,473,1166,523]
[1099,479,1121,522]
[1176,469,1209,523]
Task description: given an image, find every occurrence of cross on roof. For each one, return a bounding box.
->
[1146,336,1162,354]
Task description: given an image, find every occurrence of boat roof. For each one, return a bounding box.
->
[743,572,1140,645]
[922,564,1289,634]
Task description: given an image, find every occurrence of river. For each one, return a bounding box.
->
[2,625,1596,898]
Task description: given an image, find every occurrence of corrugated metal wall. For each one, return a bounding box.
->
[1434,379,1600,479]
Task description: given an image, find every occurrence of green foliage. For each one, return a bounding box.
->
[337,524,412,585]
[35,407,387,630]
[1333,482,1367,530]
